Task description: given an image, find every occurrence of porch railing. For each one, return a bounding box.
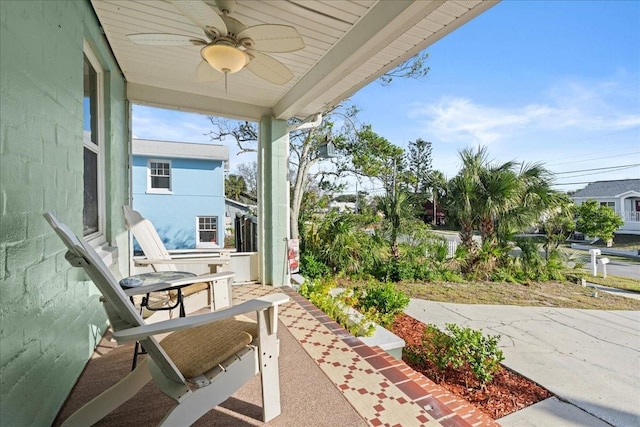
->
[623,211,640,222]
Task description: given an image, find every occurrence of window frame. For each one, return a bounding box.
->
[82,42,106,244]
[196,216,219,248]
[147,159,173,194]
[600,201,616,210]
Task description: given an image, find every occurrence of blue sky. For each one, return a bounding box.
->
[133,0,640,193]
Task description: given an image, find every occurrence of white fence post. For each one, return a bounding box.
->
[447,241,457,259]
[589,249,601,276]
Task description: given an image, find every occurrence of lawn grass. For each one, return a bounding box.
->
[394,280,640,310]
[592,233,640,250]
[585,274,640,292]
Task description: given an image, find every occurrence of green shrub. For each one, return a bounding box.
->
[355,281,410,327]
[300,253,331,279]
[420,323,504,387]
[299,279,375,337]
[384,258,416,282]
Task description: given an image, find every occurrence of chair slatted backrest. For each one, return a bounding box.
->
[44,212,186,384]
[123,206,177,272]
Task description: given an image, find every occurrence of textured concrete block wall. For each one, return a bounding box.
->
[0,1,128,425]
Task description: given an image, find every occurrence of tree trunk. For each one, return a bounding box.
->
[432,191,437,225]
[290,134,316,240]
[460,222,475,251]
[479,216,495,246]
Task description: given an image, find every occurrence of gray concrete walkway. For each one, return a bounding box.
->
[406,300,640,427]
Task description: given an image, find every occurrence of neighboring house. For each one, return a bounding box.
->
[331,201,357,212]
[225,198,256,223]
[132,139,229,249]
[571,179,640,233]
[225,198,258,252]
[422,200,446,226]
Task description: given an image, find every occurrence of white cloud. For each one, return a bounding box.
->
[408,77,640,146]
[132,107,213,143]
[131,105,257,172]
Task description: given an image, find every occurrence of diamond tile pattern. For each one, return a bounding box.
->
[233,285,498,427]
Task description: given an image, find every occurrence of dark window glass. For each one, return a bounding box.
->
[198,217,218,243]
[83,149,99,235]
[83,54,100,236]
[150,161,171,189]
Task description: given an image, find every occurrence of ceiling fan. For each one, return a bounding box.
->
[127,0,305,88]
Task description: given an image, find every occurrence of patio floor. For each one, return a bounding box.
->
[55,284,497,426]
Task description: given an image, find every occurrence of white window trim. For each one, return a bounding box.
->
[196,216,220,249]
[147,159,173,194]
[83,41,106,246]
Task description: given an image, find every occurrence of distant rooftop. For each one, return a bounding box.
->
[572,179,640,198]
[132,138,229,162]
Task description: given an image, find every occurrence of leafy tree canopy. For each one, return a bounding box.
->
[575,199,624,243]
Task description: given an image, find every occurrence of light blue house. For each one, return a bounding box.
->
[132,139,229,249]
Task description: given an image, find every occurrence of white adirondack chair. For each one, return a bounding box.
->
[123,205,233,312]
[44,212,288,426]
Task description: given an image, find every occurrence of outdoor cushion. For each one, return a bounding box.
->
[160,316,258,378]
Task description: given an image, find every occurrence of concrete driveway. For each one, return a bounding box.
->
[406,300,640,426]
[583,258,640,280]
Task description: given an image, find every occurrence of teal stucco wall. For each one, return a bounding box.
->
[0,1,129,425]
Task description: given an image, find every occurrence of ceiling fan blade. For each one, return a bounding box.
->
[169,0,228,36]
[245,51,293,85]
[238,25,305,53]
[220,14,246,35]
[196,60,223,82]
[127,33,207,46]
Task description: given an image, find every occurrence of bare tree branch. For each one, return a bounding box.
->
[378,52,430,86]
[206,117,258,154]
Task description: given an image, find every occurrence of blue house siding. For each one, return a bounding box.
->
[132,151,227,249]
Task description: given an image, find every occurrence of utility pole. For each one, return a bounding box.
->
[392,158,397,198]
[355,180,359,213]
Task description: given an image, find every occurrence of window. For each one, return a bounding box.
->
[83,44,104,239]
[148,160,172,192]
[197,216,218,248]
[600,201,615,210]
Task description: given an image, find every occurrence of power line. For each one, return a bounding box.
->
[545,151,640,167]
[554,167,638,181]
[552,163,640,175]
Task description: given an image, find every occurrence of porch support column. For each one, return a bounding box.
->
[257,116,289,287]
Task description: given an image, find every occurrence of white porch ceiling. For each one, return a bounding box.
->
[91,0,498,121]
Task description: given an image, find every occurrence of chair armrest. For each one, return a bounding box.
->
[168,249,235,256]
[122,271,235,296]
[134,258,229,265]
[113,293,290,342]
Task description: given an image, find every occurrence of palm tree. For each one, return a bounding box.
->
[475,162,520,246]
[494,162,558,245]
[447,146,559,268]
[446,173,477,251]
[377,190,412,259]
[225,175,247,201]
[427,170,447,225]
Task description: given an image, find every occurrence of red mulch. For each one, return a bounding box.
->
[392,313,552,419]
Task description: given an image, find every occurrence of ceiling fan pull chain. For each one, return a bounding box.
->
[224,72,229,94]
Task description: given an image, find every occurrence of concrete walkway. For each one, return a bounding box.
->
[406,300,640,427]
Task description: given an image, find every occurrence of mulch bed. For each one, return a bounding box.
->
[392,313,552,419]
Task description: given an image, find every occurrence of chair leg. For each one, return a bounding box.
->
[158,351,256,426]
[61,358,152,427]
[258,307,282,422]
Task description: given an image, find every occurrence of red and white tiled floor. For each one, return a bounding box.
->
[234,284,498,427]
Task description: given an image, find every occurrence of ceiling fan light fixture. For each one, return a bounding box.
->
[201,44,248,73]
